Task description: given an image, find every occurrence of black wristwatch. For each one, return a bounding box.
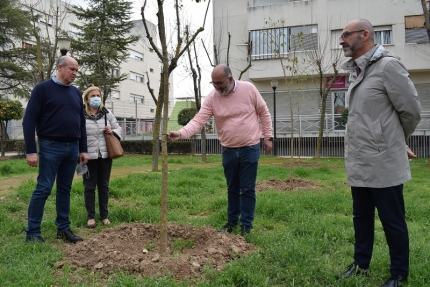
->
[268,137,273,142]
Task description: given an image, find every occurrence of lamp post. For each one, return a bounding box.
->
[270,80,278,156]
[58,37,71,56]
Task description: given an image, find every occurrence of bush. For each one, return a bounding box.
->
[121,140,192,155]
[178,108,198,126]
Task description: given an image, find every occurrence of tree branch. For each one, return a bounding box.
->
[140,0,163,60]
[201,39,214,67]
[146,71,157,104]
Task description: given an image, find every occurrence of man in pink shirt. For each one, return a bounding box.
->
[168,64,273,236]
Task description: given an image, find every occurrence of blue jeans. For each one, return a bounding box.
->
[222,143,260,229]
[26,139,79,236]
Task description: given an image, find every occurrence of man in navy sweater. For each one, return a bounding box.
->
[23,56,89,244]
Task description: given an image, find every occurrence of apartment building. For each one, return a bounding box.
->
[212,0,430,136]
[8,0,173,138]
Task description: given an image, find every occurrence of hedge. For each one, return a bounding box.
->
[5,140,192,155]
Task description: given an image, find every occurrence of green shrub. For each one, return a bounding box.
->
[177,108,198,126]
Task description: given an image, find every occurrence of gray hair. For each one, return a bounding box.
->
[56,56,67,68]
[357,19,375,43]
[223,65,232,77]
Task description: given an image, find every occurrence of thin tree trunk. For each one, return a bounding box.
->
[0,121,6,157]
[201,127,206,162]
[152,83,164,171]
[315,95,327,158]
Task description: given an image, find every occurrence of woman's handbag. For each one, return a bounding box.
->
[104,114,124,159]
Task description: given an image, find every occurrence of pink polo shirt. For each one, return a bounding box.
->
[179,80,273,148]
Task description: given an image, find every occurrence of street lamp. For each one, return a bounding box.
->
[270,80,278,156]
[58,37,71,56]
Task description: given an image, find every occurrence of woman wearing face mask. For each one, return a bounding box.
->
[82,86,122,228]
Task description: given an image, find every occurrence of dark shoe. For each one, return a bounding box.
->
[240,227,251,236]
[336,263,369,280]
[380,275,407,287]
[25,235,45,244]
[217,222,236,233]
[57,229,83,243]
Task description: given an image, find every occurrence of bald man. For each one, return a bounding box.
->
[23,56,89,244]
[168,64,273,236]
[336,19,421,287]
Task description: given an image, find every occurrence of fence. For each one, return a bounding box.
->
[7,113,430,158]
[176,113,430,158]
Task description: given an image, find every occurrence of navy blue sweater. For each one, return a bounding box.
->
[23,79,88,154]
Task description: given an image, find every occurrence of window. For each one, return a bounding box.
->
[150,68,154,73]
[333,92,346,114]
[150,108,155,113]
[405,15,429,44]
[332,27,392,47]
[109,90,120,99]
[112,68,120,77]
[249,25,317,60]
[69,26,79,38]
[22,6,53,26]
[40,13,53,25]
[22,41,35,48]
[374,27,392,45]
[130,94,143,104]
[331,30,343,48]
[130,50,143,61]
[130,72,144,83]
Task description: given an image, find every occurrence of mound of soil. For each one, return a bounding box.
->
[59,223,256,281]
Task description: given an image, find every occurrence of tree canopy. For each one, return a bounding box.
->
[69,0,139,101]
[0,0,33,98]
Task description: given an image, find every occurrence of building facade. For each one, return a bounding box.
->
[8,0,173,138]
[212,0,430,137]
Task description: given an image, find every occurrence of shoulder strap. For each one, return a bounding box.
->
[105,113,107,126]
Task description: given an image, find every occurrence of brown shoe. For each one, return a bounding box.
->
[87,219,96,228]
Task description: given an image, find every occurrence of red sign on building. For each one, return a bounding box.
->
[326,75,347,88]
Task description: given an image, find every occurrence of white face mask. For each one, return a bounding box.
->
[89,97,101,108]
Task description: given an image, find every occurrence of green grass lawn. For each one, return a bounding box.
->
[0,155,429,286]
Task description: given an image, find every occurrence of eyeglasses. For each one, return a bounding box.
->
[339,30,365,40]
[210,77,231,86]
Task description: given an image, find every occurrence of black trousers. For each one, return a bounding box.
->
[83,157,113,220]
[351,184,409,277]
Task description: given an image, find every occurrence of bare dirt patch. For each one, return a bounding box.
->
[256,178,320,192]
[59,223,255,282]
[280,160,340,169]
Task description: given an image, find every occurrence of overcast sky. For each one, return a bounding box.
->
[70,0,214,99]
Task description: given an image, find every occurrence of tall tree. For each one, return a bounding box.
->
[141,0,210,255]
[419,0,430,42]
[0,0,33,98]
[305,28,342,158]
[0,100,23,157]
[185,31,207,161]
[261,18,308,188]
[69,0,139,102]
